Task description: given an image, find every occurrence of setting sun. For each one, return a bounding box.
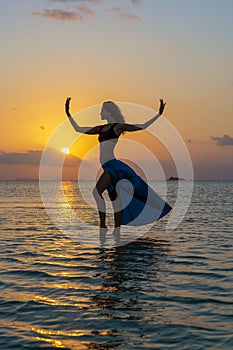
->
[61,147,70,155]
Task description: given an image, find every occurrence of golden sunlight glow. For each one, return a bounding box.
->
[70,135,98,159]
[61,147,70,154]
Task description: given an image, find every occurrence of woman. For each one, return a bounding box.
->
[65,98,172,235]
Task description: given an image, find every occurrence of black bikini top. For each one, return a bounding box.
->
[98,123,119,143]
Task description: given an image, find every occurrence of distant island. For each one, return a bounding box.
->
[167,176,185,181]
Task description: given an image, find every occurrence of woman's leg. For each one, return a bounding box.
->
[110,189,122,243]
[111,190,123,228]
[92,171,112,228]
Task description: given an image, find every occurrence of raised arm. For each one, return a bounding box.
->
[65,97,101,134]
[116,99,166,134]
[141,99,166,129]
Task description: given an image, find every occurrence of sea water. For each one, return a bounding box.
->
[0,181,232,349]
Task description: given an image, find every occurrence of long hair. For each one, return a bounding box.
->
[103,101,126,123]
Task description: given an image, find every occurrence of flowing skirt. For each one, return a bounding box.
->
[102,158,172,226]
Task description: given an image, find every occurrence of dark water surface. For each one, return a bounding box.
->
[0,181,232,349]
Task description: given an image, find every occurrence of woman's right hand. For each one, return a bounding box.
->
[65,97,71,117]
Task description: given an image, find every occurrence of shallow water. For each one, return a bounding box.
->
[0,181,232,349]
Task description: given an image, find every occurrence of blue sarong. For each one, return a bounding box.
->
[102,158,172,226]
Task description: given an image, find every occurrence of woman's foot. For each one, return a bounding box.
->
[99,226,108,244]
[99,226,108,233]
[112,227,121,244]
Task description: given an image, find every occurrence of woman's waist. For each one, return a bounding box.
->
[100,156,116,166]
[99,146,116,165]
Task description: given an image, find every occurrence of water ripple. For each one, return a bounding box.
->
[0,181,232,349]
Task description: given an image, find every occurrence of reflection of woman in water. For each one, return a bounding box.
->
[65,98,171,235]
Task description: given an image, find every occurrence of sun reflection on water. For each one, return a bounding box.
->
[32,327,120,349]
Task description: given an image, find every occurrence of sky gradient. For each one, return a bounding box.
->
[1,0,233,180]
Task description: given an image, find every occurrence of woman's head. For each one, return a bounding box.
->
[100,101,125,123]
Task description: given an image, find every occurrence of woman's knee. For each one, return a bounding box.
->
[92,186,102,199]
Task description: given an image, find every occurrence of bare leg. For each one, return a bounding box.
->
[92,171,112,228]
[111,190,123,228]
[110,189,122,243]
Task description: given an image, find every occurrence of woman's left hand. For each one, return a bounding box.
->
[159,99,166,115]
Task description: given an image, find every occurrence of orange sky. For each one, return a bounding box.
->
[1,0,233,180]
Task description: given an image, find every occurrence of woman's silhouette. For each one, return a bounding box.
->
[65,98,171,236]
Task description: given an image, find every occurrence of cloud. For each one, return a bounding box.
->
[33,1,141,22]
[33,9,86,21]
[0,150,42,165]
[107,6,140,21]
[42,148,82,167]
[37,124,46,130]
[77,6,94,17]
[211,134,233,146]
[49,0,102,3]
[130,0,141,5]
[0,149,81,167]
[186,138,210,145]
